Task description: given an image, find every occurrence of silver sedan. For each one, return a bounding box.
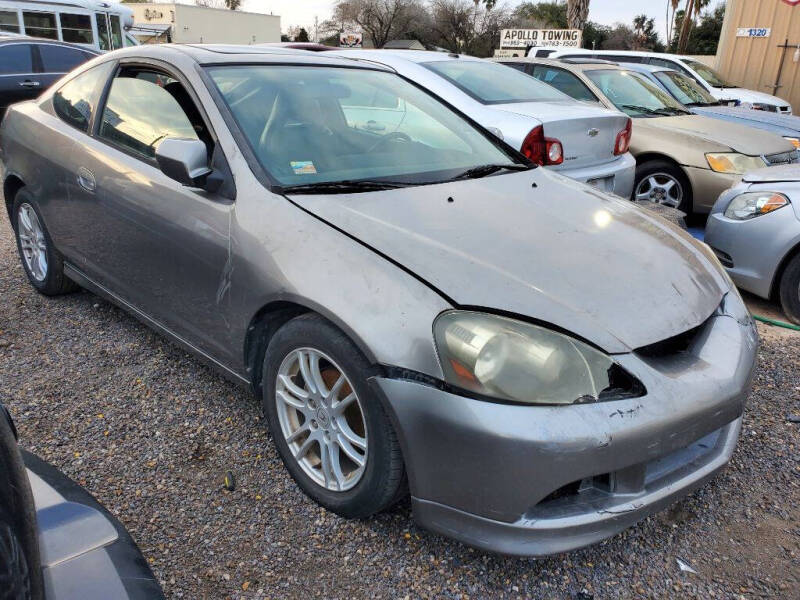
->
[706,165,800,324]
[1,44,757,556]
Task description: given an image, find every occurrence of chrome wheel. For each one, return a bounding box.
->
[275,348,367,492]
[17,203,48,282]
[634,173,683,208]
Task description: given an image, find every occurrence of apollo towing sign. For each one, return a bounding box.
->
[499,29,582,49]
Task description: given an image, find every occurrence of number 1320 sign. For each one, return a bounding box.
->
[736,28,771,38]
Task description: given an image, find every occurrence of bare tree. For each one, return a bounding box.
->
[429,0,510,55]
[566,0,589,30]
[333,0,427,48]
[194,0,241,9]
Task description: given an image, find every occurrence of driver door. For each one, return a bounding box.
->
[67,65,235,362]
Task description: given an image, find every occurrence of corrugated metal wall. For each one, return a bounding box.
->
[715,0,800,110]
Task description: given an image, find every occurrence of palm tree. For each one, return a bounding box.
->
[567,0,590,30]
[666,0,680,45]
[633,14,648,49]
[676,0,709,54]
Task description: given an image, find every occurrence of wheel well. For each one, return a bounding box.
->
[244,301,310,398]
[770,240,800,300]
[635,153,681,169]
[3,175,25,222]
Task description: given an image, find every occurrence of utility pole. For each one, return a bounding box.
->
[314,15,319,42]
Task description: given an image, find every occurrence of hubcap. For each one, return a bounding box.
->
[275,348,367,492]
[17,203,48,281]
[634,173,683,209]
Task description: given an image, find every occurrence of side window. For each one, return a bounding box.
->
[0,44,32,75]
[60,13,93,44]
[95,14,110,51]
[606,55,643,63]
[648,57,675,69]
[38,44,90,74]
[0,10,20,33]
[504,62,528,73]
[53,61,114,132]
[98,70,203,161]
[109,15,123,50]
[22,12,57,40]
[531,65,598,102]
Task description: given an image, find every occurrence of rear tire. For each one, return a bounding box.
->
[633,159,692,214]
[262,313,406,519]
[779,253,800,325]
[11,191,78,296]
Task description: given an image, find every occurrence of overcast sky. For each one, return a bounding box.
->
[239,0,725,44]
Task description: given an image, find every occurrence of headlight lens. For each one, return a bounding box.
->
[785,137,800,150]
[706,153,767,174]
[433,311,642,405]
[723,192,789,220]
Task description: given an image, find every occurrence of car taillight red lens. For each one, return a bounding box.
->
[521,126,563,166]
[614,118,632,155]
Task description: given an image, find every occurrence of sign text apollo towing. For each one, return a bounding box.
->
[499,28,582,49]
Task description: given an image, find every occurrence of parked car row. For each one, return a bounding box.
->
[0,41,792,564]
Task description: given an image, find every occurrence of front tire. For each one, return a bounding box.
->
[12,191,77,296]
[633,160,692,214]
[262,314,405,518]
[779,253,800,325]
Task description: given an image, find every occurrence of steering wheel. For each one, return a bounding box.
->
[368,131,412,153]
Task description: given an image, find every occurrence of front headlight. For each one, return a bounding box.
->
[723,191,789,220]
[784,137,800,150]
[433,311,643,405]
[706,153,767,174]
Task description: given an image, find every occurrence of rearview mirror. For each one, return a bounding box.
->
[155,138,211,187]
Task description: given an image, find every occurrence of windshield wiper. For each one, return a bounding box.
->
[621,104,689,116]
[621,104,662,115]
[450,163,532,181]
[684,101,719,107]
[276,179,413,195]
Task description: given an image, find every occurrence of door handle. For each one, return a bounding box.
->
[77,167,96,192]
[18,80,41,88]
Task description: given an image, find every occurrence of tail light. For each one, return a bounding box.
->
[614,118,632,155]
[521,126,563,166]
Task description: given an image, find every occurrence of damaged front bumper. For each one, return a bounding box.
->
[372,309,758,556]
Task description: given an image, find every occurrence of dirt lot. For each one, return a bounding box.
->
[1,219,799,599]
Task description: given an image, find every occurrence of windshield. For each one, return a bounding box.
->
[423,60,570,104]
[207,65,521,188]
[585,69,688,117]
[683,59,730,88]
[653,70,717,105]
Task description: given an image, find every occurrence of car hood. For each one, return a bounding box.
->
[289,169,728,353]
[635,114,796,155]
[693,105,800,134]
[712,86,791,109]
[742,164,800,183]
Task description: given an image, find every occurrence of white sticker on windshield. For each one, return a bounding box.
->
[290,161,317,175]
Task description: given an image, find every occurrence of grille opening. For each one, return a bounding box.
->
[709,246,734,268]
[538,479,583,504]
[635,322,704,358]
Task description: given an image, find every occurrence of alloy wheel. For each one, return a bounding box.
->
[634,173,683,208]
[275,348,368,492]
[16,203,48,282]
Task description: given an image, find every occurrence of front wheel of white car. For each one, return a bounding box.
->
[262,314,406,518]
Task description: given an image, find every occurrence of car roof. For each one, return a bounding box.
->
[534,47,690,61]
[617,62,675,74]
[500,57,627,73]
[100,44,394,71]
[330,49,483,65]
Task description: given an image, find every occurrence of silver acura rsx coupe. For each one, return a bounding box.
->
[1,45,757,556]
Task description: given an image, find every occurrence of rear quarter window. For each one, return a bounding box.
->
[53,61,115,132]
[38,44,91,74]
[0,44,32,75]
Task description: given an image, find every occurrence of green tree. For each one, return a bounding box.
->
[512,1,567,28]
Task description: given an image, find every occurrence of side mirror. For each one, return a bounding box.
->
[155,138,211,187]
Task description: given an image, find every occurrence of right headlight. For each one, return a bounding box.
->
[433,311,643,405]
[723,191,789,220]
[706,153,767,174]
[784,136,800,150]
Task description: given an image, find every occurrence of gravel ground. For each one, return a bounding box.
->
[1,217,799,600]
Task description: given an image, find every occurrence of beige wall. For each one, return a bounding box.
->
[132,3,280,45]
[715,0,800,109]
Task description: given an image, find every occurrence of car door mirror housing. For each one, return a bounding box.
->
[155,138,212,187]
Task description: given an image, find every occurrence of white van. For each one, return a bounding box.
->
[0,0,137,52]
[529,47,792,114]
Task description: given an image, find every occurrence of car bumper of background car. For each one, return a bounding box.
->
[705,205,800,299]
[684,166,738,212]
[555,152,636,198]
[371,309,757,556]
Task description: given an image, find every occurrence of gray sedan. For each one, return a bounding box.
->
[706,165,800,324]
[1,44,757,556]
